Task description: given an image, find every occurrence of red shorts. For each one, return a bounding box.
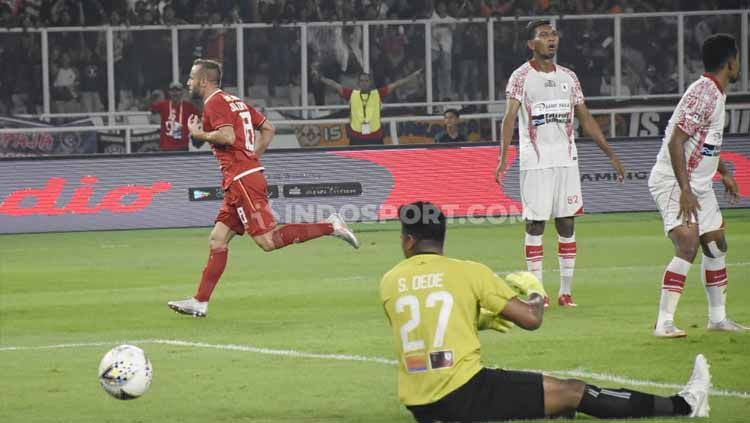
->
[215,170,276,237]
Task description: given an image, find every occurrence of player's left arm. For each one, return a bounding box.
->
[253,120,275,158]
[575,102,625,181]
[187,115,234,145]
[717,158,740,203]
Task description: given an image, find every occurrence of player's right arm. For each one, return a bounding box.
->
[471,263,543,331]
[187,115,234,145]
[495,99,521,185]
[667,126,700,224]
[499,296,544,330]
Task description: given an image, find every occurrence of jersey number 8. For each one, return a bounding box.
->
[395,291,454,353]
[239,111,255,152]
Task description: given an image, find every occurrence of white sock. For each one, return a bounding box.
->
[701,254,727,324]
[558,234,576,296]
[656,257,692,328]
[524,233,544,285]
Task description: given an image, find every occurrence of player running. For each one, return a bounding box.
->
[381,201,711,421]
[495,20,625,307]
[167,59,359,318]
[649,34,747,337]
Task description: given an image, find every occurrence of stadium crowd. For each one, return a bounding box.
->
[0,0,746,117]
[0,0,745,27]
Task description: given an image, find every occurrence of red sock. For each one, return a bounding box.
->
[271,223,333,249]
[194,247,228,302]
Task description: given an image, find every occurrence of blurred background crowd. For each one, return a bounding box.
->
[1,0,745,27]
[0,0,746,117]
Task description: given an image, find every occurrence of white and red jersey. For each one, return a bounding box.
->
[202,89,267,190]
[506,60,585,170]
[652,74,726,192]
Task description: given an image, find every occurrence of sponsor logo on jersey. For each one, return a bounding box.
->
[544,79,556,88]
[531,100,571,127]
[404,353,428,373]
[700,143,721,157]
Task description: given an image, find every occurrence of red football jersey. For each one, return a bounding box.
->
[202,89,267,189]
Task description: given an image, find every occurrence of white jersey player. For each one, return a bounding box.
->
[495,20,624,307]
[648,34,746,338]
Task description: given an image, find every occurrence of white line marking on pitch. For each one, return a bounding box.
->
[496,262,750,275]
[1,339,748,399]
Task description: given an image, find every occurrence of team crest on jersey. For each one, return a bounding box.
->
[429,350,454,370]
[561,82,569,92]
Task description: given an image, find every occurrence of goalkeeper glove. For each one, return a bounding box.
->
[477,308,514,333]
[505,271,547,298]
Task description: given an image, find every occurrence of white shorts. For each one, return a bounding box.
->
[648,169,723,236]
[520,166,584,221]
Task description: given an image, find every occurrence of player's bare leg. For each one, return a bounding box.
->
[252,213,359,251]
[700,230,748,332]
[525,220,548,307]
[654,224,699,337]
[544,354,709,418]
[168,222,236,318]
[554,217,577,307]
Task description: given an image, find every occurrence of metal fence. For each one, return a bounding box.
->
[0,9,747,123]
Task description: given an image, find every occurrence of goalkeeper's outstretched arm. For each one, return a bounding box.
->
[500,295,544,331]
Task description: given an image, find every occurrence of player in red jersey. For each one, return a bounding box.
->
[168,59,359,318]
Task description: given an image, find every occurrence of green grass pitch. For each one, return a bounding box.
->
[1,210,749,422]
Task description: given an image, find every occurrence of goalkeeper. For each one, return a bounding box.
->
[380,201,711,422]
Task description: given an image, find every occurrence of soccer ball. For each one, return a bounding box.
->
[98,344,153,400]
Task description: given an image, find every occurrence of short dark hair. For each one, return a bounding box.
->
[399,201,446,244]
[444,108,460,118]
[193,58,223,84]
[702,34,738,73]
[527,20,552,40]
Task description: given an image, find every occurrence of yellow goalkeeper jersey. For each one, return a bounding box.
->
[380,253,517,406]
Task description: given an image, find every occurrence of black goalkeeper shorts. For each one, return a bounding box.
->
[406,367,545,422]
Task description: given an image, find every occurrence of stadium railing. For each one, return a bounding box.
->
[0,8,747,127]
[1,103,748,156]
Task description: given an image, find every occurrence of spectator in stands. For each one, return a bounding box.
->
[0,3,12,26]
[80,0,107,26]
[362,0,389,18]
[0,45,9,115]
[480,0,515,16]
[319,69,423,145]
[431,0,455,100]
[52,52,81,114]
[79,47,106,113]
[434,109,468,143]
[455,23,484,100]
[391,59,426,104]
[162,4,187,24]
[150,82,198,151]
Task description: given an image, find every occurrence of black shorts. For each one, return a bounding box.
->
[406,368,545,422]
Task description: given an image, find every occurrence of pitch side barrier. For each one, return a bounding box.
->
[1,136,748,234]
